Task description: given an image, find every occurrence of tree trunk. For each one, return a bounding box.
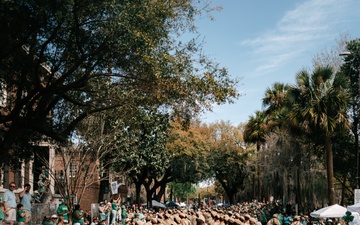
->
[135,182,142,207]
[355,126,360,188]
[154,183,166,202]
[352,95,360,188]
[170,185,173,202]
[325,134,336,205]
[257,143,262,200]
[226,189,235,205]
[252,173,256,199]
[341,176,346,206]
[296,167,302,212]
[144,181,154,208]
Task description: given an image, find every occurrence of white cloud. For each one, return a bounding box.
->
[240,0,357,77]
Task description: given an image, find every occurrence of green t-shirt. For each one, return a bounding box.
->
[57,204,69,221]
[73,210,84,224]
[112,202,117,210]
[0,208,4,220]
[17,210,25,222]
[121,207,127,218]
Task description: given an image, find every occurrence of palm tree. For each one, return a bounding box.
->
[286,66,351,205]
[244,110,268,200]
[263,82,290,113]
[262,82,311,211]
[262,82,291,130]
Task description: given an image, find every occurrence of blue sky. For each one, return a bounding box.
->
[198,0,360,125]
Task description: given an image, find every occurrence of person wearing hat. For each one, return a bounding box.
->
[38,176,49,197]
[196,218,205,225]
[249,218,257,225]
[239,216,245,224]
[326,219,333,225]
[229,218,235,225]
[234,219,242,225]
[151,217,158,225]
[243,215,251,225]
[174,215,182,225]
[266,215,280,225]
[291,216,301,225]
[33,190,41,203]
[125,218,132,225]
[90,216,99,225]
[51,214,58,225]
[99,202,107,223]
[164,213,172,225]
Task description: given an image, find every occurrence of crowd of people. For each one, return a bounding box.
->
[0,180,355,225]
[83,201,348,225]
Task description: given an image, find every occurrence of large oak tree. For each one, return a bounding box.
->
[0,0,238,162]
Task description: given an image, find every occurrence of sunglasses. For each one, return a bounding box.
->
[10,185,16,188]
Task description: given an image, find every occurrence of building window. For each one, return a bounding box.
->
[59,170,64,180]
[69,164,77,178]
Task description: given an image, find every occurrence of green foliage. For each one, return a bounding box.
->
[110,107,170,179]
[341,39,360,102]
[340,39,360,189]
[244,110,268,148]
[167,120,212,183]
[286,66,351,136]
[0,0,239,163]
[260,65,352,206]
[167,182,196,202]
[205,122,249,204]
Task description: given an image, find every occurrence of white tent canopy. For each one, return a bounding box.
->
[310,204,347,218]
[348,203,360,213]
[142,200,166,208]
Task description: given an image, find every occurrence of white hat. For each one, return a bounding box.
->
[51,214,58,219]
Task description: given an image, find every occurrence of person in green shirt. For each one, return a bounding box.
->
[72,204,84,225]
[42,216,52,225]
[57,198,69,223]
[16,204,26,225]
[121,205,128,225]
[0,202,5,224]
[110,199,118,225]
[33,190,41,203]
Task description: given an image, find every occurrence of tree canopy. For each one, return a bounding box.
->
[0,0,238,161]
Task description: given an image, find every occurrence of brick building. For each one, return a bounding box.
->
[0,142,131,212]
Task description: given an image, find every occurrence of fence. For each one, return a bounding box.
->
[32,203,57,225]
[32,202,99,225]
